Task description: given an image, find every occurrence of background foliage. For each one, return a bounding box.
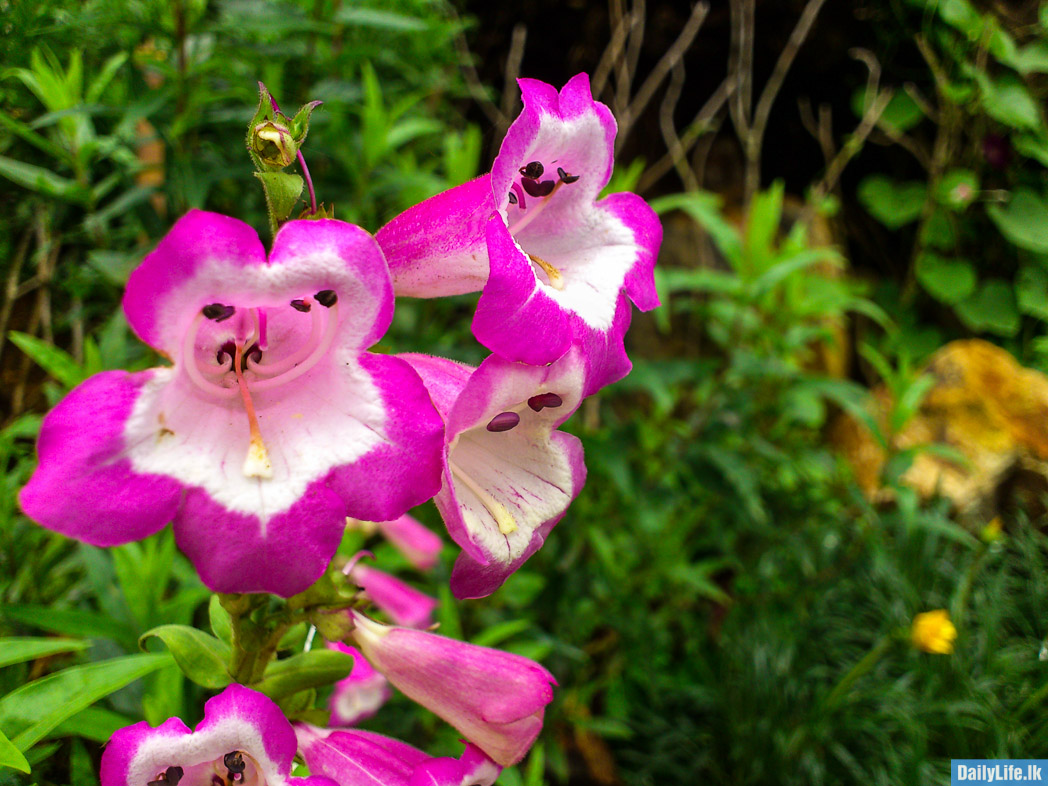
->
[3,1,1048,785]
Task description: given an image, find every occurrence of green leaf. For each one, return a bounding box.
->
[749,248,842,299]
[1015,41,1048,74]
[915,253,976,304]
[857,176,925,228]
[1,604,135,646]
[955,280,1021,336]
[986,188,1048,253]
[0,653,172,751]
[850,88,924,133]
[255,171,304,234]
[253,649,355,700]
[935,169,979,210]
[0,728,29,774]
[53,706,132,743]
[471,620,532,648]
[139,626,232,690]
[938,0,982,36]
[333,7,429,31]
[920,210,957,251]
[0,155,89,202]
[1017,265,1048,320]
[650,192,743,268]
[745,180,785,271]
[1013,133,1048,167]
[979,75,1042,130]
[7,331,85,388]
[0,638,89,670]
[208,595,233,646]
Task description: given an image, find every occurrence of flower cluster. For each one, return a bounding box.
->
[20,74,659,783]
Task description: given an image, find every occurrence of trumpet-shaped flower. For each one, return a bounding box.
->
[377,73,660,369]
[19,211,443,596]
[100,684,336,786]
[402,350,587,598]
[296,725,499,786]
[349,611,555,767]
[327,642,392,727]
[348,562,438,628]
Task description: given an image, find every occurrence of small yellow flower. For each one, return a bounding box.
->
[911,609,957,654]
[980,516,1003,543]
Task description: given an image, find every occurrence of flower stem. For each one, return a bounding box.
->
[823,635,896,710]
[297,150,317,215]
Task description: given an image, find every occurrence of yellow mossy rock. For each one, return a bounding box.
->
[831,339,1048,519]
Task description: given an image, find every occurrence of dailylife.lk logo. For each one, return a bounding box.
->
[953,760,1048,784]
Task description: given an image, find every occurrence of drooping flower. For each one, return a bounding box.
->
[296,725,500,786]
[377,73,660,372]
[349,611,555,767]
[100,684,336,786]
[346,513,443,571]
[347,561,438,628]
[402,349,587,598]
[19,211,443,596]
[911,609,957,654]
[327,642,392,727]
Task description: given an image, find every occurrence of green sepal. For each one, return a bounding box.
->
[252,649,355,700]
[255,171,304,236]
[139,625,233,690]
[247,82,278,171]
[208,595,233,646]
[293,708,331,726]
[290,100,323,145]
[277,689,317,717]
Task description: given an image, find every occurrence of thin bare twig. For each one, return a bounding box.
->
[636,75,733,193]
[728,0,754,136]
[798,97,835,167]
[498,23,528,139]
[659,60,699,191]
[448,5,504,129]
[592,1,632,99]
[0,229,31,368]
[613,0,644,118]
[745,0,829,200]
[622,0,646,107]
[617,1,710,150]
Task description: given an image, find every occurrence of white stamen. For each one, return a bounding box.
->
[181,312,238,399]
[449,459,518,535]
[250,302,339,392]
[247,297,322,376]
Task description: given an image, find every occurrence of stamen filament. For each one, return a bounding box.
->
[506,179,565,236]
[234,342,273,479]
[528,253,565,290]
[250,302,339,391]
[182,312,238,399]
[449,458,518,535]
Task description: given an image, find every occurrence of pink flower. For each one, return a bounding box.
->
[19,211,444,596]
[403,349,587,598]
[349,611,555,766]
[377,74,660,377]
[326,643,392,727]
[348,562,438,628]
[296,725,500,786]
[377,514,443,571]
[100,684,335,786]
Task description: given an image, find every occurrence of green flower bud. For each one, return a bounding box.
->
[251,120,297,169]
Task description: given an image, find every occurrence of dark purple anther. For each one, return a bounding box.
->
[290,298,311,312]
[202,303,236,322]
[315,289,338,307]
[486,411,520,432]
[508,191,518,205]
[557,167,580,184]
[166,767,184,785]
[519,161,544,179]
[224,752,246,775]
[522,179,556,198]
[527,392,563,411]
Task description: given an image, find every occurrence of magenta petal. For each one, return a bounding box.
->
[102,684,336,786]
[326,353,444,522]
[572,294,634,398]
[376,176,496,297]
[473,215,571,365]
[327,643,391,727]
[19,370,182,547]
[350,563,438,629]
[376,514,443,571]
[297,725,428,786]
[603,191,662,311]
[351,614,555,766]
[123,211,266,355]
[175,478,346,596]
